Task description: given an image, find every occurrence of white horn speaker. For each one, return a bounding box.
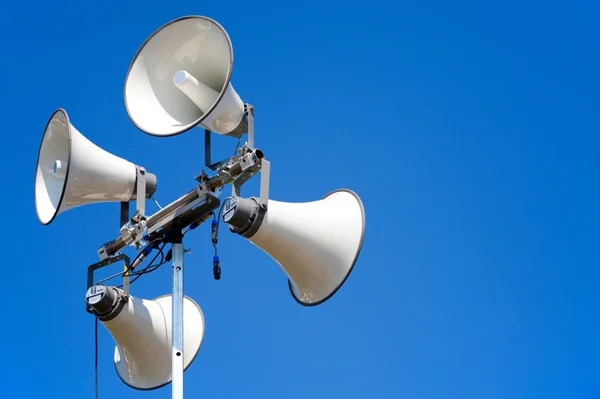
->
[85,285,205,390]
[222,189,366,306]
[34,109,157,225]
[124,15,247,137]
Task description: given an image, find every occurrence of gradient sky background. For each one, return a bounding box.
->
[1,0,599,398]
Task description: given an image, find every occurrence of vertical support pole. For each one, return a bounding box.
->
[171,221,184,399]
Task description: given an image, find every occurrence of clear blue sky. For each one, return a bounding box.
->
[2,0,599,398]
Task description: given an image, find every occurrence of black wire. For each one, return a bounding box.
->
[215,197,232,239]
[121,238,164,277]
[133,243,165,275]
[126,243,168,285]
[128,261,167,284]
[92,239,164,288]
[129,259,167,283]
[212,213,219,258]
[135,243,166,274]
[211,197,232,264]
[95,317,99,399]
[96,239,164,287]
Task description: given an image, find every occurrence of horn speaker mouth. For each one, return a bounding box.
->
[288,189,366,307]
[113,294,205,390]
[34,108,72,225]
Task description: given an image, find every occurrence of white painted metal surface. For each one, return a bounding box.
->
[102,292,205,390]
[124,16,244,137]
[248,190,366,305]
[35,109,138,225]
[173,69,244,134]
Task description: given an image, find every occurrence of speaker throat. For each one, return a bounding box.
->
[86,285,129,322]
[222,196,267,238]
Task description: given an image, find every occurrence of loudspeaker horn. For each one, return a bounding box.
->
[124,15,247,137]
[86,285,205,390]
[34,109,157,225]
[223,189,366,306]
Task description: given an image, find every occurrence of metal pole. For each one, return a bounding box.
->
[171,223,184,399]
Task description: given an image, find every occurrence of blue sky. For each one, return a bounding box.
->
[2,0,599,398]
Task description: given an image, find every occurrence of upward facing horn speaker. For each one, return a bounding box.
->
[223,189,366,306]
[86,286,205,390]
[34,109,157,225]
[124,15,247,137]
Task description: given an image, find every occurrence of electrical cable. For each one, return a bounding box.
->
[121,238,163,276]
[126,242,168,285]
[211,197,232,279]
[135,242,166,273]
[151,197,163,209]
[215,197,232,237]
[95,317,99,399]
[211,213,220,279]
[94,239,164,287]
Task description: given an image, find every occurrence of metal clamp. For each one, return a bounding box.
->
[136,167,147,217]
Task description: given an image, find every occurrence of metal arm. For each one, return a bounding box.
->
[98,146,265,259]
[85,254,130,314]
[135,167,147,217]
[259,159,270,207]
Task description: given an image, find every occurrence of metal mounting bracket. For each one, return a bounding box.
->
[204,103,255,171]
[246,104,255,149]
[135,166,147,218]
[259,159,270,207]
[85,254,130,314]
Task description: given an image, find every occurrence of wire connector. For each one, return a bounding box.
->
[213,255,221,280]
[211,219,218,245]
